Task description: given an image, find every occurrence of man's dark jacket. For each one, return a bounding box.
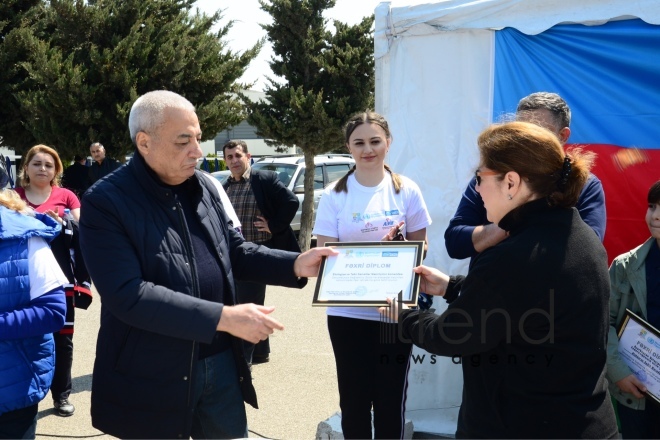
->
[87,157,122,186]
[79,152,305,439]
[223,169,301,252]
[61,162,89,198]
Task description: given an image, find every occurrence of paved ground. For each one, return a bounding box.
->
[35,282,340,439]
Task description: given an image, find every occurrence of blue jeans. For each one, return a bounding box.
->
[190,349,248,439]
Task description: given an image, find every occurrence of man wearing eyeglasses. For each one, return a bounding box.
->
[444,92,606,260]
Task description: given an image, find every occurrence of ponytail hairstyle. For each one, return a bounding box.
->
[478,121,594,208]
[334,110,403,193]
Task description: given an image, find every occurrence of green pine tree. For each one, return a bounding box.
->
[11,0,260,161]
[0,0,42,153]
[248,0,374,250]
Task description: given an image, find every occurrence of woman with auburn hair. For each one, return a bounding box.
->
[0,157,66,438]
[16,144,90,418]
[313,111,432,439]
[385,121,617,438]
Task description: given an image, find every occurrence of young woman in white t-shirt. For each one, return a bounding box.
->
[313,111,431,439]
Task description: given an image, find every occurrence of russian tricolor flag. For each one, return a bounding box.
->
[493,18,660,263]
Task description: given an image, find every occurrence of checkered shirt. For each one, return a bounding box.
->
[225,168,271,244]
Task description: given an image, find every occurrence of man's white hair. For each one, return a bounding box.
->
[128,90,195,143]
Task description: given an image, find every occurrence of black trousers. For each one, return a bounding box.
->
[328,315,412,439]
[617,400,660,439]
[50,330,74,401]
[0,403,38,439]
[51,289,75,402]
[235,279,269,363]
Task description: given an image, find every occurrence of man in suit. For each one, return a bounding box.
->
[223,140,300,365]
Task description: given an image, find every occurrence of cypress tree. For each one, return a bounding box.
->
[12,0,260,160]
[0,0,41,153]
[248,0,374,250]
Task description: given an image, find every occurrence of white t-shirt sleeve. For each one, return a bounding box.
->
[28,237,68,300]
[403,179,432,232]
[204,174,242,230]
[312,186,341,238]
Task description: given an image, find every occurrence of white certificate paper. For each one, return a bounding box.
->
[617,309,660,404]
[313,241,424,307]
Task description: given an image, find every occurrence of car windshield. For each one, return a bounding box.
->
[251,163,298,186]
[211,170,231,183]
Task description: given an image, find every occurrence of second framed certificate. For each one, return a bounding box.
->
[616,309,660,404]
[312,241,424,307]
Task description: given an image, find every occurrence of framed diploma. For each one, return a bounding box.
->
[312,241,424,307]
[616,309,660,404]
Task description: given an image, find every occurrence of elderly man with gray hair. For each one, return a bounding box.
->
[79,90,336,439]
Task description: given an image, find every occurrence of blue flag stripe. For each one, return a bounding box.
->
[493,18,660,150]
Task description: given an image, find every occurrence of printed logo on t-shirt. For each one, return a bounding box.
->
[352,210,394,224]
[383,218,394,227]
[361,222,379,233]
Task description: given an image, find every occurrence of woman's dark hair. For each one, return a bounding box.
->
[334,110,402,193]
[478,121,594,208]
[648,180,660,204]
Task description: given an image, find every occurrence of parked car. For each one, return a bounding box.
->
[210,169,231,183]
[251,154,355,232]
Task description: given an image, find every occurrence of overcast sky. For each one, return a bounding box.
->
[194,0,386,90]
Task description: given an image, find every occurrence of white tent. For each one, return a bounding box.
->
[375,0,660,435]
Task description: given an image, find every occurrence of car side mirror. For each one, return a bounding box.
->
[294,185,305,194]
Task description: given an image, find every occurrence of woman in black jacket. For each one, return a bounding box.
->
[385,121,617,438]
